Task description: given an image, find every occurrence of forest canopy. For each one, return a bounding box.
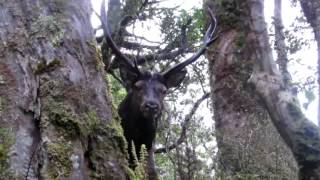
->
[0,0,319,179]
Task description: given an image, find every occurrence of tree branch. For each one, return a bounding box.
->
[121,41,160,51]
[248,0,320,178]
[135,18,192,64]
[135,48,192,65]
[125,31,162,44]
[120,0,152,28]
[274,0,291,88]
[155,92,210,153]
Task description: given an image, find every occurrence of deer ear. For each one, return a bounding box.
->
[119,64,139,90]
[163,69,187,89]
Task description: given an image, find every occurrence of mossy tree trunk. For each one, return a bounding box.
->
[205,0,298,178]
[247,0,320,178]
[0,0,128,179]
[206,0,320,179]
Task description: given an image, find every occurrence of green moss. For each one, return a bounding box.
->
[211,0,250,30]
[87,120,131,179]
[44,99,100,139]
[87,40,104,71]
[46,137,73,179]
[98,77,141,178]
[42,97,132,178]
[235,32,246,49]
[34,58,61,74]
[47,101,81,137]
[35,62,47,74]
[30,15,65,46]
[106,118,127,154]
[40,78,133,178]
[0,128,15,179]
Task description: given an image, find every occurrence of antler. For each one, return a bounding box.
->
[100,0,140,74]
[162,8,217,77]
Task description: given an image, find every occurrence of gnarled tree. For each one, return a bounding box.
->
[0,0,128,179]
[205,0,298,178]
[206,0,320,179]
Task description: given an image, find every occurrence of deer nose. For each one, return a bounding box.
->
[144,101,159,111]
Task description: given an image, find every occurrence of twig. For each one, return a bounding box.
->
[155,92,210,153]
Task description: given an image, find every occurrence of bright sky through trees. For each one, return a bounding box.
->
[91,0,318,125]
[264,1,318,125]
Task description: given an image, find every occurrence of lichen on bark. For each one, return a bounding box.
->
[0,127,15,179]
[44,137,73,179]
[30,15,65,46]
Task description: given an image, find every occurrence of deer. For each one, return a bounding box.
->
[100,1,217,179]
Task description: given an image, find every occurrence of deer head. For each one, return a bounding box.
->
[100,1,217,119]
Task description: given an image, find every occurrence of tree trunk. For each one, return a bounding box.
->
[299,0,320,126]
[274,0,291,88]
[243,0,320,179]
[205,0,298,178]
[0,0,128,179]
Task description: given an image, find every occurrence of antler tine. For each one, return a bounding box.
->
[205,7,217,43]
[100,0,140,74]
[163,7,218,76]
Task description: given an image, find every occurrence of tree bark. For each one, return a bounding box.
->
[245,0,320,179]
[274,0,291,88]
[0,0,128,179]
[205,0,298,178]
[299,0,320,126]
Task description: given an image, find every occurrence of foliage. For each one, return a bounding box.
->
[104,2,217,178]
[159,8,205,52]
[270,1,316,110]
[133,144,149,180]
[108,74,127,107]
[101,0,318,178]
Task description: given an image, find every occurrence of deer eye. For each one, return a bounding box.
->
[159,87,167,94]
[134,81,144,91]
